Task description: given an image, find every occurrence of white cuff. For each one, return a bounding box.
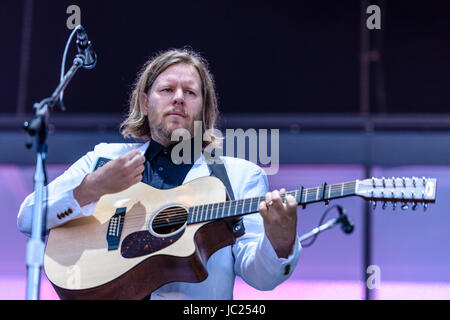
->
[259,232,302,277]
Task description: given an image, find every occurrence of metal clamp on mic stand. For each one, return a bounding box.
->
[300,205,354,247]
[22,25,97,300]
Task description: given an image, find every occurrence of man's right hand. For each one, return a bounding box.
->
[73,149,146,207]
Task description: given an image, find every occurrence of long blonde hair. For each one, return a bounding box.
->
[120,48,221,147]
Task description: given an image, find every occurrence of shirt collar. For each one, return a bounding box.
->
[145,139,167,161]
[145,138,200,164]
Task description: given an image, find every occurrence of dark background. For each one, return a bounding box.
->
[2,0,450,117]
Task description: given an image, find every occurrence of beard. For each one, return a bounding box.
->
[148,105,202,145]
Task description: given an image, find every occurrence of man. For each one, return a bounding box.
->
[18,48,301,299]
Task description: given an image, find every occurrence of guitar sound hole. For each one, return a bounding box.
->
[151,206,188,235]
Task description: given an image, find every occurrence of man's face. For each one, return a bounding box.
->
[142,63,203,146]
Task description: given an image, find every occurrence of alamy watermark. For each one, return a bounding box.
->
[170,121,280,175]
[366,5,381,30]
[366,265,381,290]
[66,5,81,30]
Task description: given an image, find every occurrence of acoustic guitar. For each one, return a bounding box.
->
[43,176,436,299]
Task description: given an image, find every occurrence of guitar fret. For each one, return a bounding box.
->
[191,206,196,223]
[213,203,217,220]
[221,202,225,218]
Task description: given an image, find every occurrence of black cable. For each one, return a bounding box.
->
[59,25,82,111]
[301,204,341,248]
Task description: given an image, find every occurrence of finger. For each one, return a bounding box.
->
[132,164,146,177]
[271,190,284,210]
[123,149,141,161]
[265,192,272,207]
[128,152,146,168]
[132,173,143,185]
[259,201,268,218]
[285,195,298,214]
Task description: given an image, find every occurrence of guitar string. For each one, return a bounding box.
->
[122,184,358,225]
[118,185,357,225]
[110,180,426,229]
[127,185,358,228]
[155,184,356,220]
[151,190,303,223]
[150,186,358,227]
[151,191,422,228]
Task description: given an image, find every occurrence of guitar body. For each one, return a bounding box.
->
[44,176,243,300]
[43,173,437,300]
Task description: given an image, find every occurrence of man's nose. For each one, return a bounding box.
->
[173,88,184,105]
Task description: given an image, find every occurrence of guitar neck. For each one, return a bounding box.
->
[187,181,357,224]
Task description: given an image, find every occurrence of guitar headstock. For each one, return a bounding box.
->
[356,177,436,211]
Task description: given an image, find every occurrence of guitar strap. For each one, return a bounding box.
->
[205,156,246,239]
[206,160,235,201]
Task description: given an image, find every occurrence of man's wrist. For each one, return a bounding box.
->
[272,241,295,259]
[73,173,101,207]
[266,233,295,259]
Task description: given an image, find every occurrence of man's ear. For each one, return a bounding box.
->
[140,92,148,116]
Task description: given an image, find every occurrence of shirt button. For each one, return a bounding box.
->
[158,167,164,172]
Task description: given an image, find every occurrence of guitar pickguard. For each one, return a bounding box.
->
[120,229,185,258]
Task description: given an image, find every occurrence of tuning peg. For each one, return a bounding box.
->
[423,203,428,212]
[371,201,377,210]
[412,202,418,211]
[401,202,409,211]
[392,202,397,210]
[382,201,387,210]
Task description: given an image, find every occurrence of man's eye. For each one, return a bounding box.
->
[187,90,195,95]
[162,88,172,92]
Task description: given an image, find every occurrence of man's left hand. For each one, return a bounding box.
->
[259,188,298,258]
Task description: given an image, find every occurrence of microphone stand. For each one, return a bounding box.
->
[299,209,354,245]
[23,53,86,300]
[299,217,341,243]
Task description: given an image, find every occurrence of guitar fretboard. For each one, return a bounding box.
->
[187,181,357,224]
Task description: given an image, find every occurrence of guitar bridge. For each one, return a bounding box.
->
[107,207,126,251]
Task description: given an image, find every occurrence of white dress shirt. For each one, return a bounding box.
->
[17,141,301,299]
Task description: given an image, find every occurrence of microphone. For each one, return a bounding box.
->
[336,205,354,234]
[76,26,97,69]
